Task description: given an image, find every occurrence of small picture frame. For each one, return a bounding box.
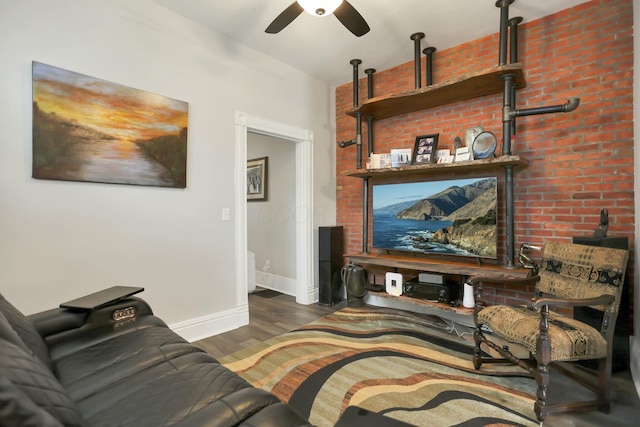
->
[412,134,439,164]
[454,146,473,162]
[435,149,451,163]
[390,148,412,167]
[247,156,268,201]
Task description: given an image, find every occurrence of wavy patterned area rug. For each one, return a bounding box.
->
[219,307,538,427]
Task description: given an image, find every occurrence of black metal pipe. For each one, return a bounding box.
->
[362,178,369,254]
[337,138,356,148]
[350,59,362,107]
[510,81,517,138]
[365,68,376,99]
[366,117,374,157]
[356,112,363,169]
[423,47,436,86]
[496,0,515,66]
[508,16,522,137]
[501,73,516,267]
[511,98,581,118]
[501,74,515,155]
[349,59,363,169]
[365,68,376,156]
[509,17,523,63]
[410,32,425,89]
[504,165,516,268]
[362,67,377,255]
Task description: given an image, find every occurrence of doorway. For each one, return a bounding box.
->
[234,111,315,315]
[246,133,296,295]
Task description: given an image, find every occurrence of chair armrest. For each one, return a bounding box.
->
[467,275,540,302]
[530,294,615,310]
[468,275,540,288]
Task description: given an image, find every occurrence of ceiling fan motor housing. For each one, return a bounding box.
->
[298,0,343,17]
[267,1,368,37]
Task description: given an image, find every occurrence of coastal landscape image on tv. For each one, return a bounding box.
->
[372,177,498,258]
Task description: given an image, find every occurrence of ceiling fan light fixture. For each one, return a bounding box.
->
[297,0,343,17]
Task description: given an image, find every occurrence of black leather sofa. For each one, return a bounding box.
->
[0,287,311,427]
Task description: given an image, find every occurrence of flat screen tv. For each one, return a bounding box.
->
[372,177,498,259]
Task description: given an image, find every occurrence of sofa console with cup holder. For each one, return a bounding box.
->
[0,286,311,427]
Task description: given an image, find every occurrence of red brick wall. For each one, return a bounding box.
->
[335,0,634,306]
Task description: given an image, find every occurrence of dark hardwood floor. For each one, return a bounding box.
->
[195,291,343,359]
[194,292,640,426]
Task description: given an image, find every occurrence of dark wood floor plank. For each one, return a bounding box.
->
[195,293,341,358]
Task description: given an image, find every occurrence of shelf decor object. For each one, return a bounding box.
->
[411,134,439,164]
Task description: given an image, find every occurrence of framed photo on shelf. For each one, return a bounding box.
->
[390,148,412,167]
[411,134,439,164]
[247,156,268,201]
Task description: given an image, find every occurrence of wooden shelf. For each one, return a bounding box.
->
[346,63,526,120]
[345,155,527,179]
[374,292,473,315]
[348,252,532,280]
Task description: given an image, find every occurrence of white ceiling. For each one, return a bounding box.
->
[152,0,591,86]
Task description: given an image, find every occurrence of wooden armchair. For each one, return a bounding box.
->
[470,241,629,422]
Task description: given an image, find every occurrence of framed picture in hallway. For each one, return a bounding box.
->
[31,61,189,188]
[247,156,268,201]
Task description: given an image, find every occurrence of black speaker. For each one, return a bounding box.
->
[573,236,630,372]
[319,226,344,306]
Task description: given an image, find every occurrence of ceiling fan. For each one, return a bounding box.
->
[266,0,370,37]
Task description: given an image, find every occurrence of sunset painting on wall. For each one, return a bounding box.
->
[32,61,188,188]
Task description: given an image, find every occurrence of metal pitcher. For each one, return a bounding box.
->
[341,263,368,307]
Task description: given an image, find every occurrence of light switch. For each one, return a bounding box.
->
[222,208,230,221]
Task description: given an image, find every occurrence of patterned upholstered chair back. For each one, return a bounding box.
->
[537,241,628,334]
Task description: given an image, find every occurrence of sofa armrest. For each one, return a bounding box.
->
[28,308,88,338]
[28,287,153,339]
[59,286,144,310]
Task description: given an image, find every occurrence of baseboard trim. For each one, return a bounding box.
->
[169,303,249,343]
[256,271,296,296]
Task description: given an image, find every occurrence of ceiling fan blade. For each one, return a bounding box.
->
[333,1,370,37]
[265,2,304,34]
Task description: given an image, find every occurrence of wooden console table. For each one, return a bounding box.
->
[349,253,532,326]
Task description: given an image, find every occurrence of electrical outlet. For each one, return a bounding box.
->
[263,260,271,272]
[221,208,230,221]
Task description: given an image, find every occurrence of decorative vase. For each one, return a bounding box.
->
[462,282,475,308]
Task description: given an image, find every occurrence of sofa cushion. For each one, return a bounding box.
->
[59,343,206,401]
[0,339,85,427]
[0,293,52,369]
[80,354,256,426]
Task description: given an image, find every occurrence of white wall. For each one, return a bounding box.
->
[0,0,336,335]
[247,133,297,289]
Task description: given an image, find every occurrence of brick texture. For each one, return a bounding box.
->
[335,0,634,310]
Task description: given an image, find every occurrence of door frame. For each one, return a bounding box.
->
[234,111,315,313]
